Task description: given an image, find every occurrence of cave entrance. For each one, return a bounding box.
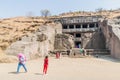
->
[75,41,81,48]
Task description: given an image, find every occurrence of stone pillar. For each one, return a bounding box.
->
[74,33,76,38]
[74,25,76,29]
[81,24,83,28]
[94,23,96,28]
[87,24,90,28]
[81,33,83,48]
[67,25,69,29]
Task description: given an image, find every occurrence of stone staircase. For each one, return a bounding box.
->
[85,49,110,55]
[71,48,110,57]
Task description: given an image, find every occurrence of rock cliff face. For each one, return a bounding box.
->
[0,17,74,62]
[5,23,62,60]
[54,34,74,51]
[100,18,120,59]
[83,31,106,49]
[0,17,46,62]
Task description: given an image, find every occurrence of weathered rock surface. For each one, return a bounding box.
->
[0,16,74,62]
[100,18,120,59]
[1,9,120,62]
[54,34,74,51]
[5,23,62,60]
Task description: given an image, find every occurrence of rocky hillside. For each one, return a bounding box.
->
[57,9,120,19]
[1,9,120,62]
[0,17,55,62]
[0,16,74,62]
[0,17,49,50]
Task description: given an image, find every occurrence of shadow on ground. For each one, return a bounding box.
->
[8,71,27,74]
[94,55,120,63]
[34,73,43,75]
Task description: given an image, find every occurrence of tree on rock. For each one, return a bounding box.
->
[40,9,51,17]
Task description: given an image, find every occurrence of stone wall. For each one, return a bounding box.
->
[83,31,106,49]
[110,30,120,58]
[54,34,74,51]
[100,19,120,58]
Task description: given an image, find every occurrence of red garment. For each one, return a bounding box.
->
[43,58,48,74]
[56,52,60,58]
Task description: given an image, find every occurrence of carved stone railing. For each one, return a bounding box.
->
[62,28,98,32]
[74,38,81,41]
[51,16,101,24]
[72,48,110,55]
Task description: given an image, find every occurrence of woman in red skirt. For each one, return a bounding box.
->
[43,56,48,75]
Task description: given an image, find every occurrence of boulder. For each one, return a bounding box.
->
[54,34,74,51]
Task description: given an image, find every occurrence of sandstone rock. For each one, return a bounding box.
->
[5,23,62,60]
[54,34,74,51]
[37,33,47,42]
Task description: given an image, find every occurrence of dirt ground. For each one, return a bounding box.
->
[0,55,120,80]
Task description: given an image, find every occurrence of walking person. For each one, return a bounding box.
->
[80,48,83,55]
[80,48,86,56]
[80,48,84,56]
[43,56,49,75]
[56,52,60,59]
[83,48,86,56]
[17,53,27,73]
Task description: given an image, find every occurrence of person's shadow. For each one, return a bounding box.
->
[9,72,44,75]
[34,73,43,75]
[8,71,26,74]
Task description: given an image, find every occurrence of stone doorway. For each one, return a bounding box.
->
[75,41,81,48]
